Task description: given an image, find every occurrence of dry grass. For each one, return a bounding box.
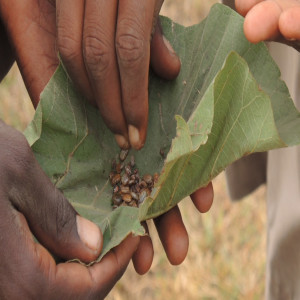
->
[160,0,221,26]
[0,1,267,299]
[0,66,34,131]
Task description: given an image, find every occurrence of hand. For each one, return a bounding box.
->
[0,0,181,150]
[235,0,300,50]
[0,120,140,299]
[131,183,214,274]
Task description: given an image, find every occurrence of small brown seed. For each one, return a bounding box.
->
[125,164,131,176]
[139,190,147,205]
[109,172,115,182]
[135,184,141,193]
[121,173,129,186]
[143,174,153,185]
[139,180,147,188]
[128,179,135,186]
[148,182,154,189]
[122,193,132,203]
[131,191,139,201]
[116,163,122,174]
[153,173,159,183]
[129,200,137,207]
[130,155,135,167]
[121,186,130,194]
[119,149,129,161]
[111,173,121,185]
[112,194,122,205]
[140,188,151,196]
[113,185,120,194]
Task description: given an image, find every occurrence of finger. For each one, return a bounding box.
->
[88,234,140,297]
[0,204,131,299]
[56,0,94,104]
[0,205,55,299]
[235,0,264,16]
[132,222,154,275]
[154,206,188,265]
[116,0,156,150]
[82,0,129,149]
[54,235,140,298]
[150,19,181,80]
[22,170,103,263]
[244,0,281,43]
[2,124,102,263]
[279,6,300,40]
[190,182,214,213]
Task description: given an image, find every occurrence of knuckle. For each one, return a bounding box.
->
[83,34,111,78]
[57,26,81,62]
[54,194,76,239]
[116,19,145,67]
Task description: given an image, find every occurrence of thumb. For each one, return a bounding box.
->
[6,132,102,263]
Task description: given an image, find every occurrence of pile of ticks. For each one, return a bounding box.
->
[109,149,159,209]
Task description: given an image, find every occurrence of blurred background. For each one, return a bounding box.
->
[0,1,267,299]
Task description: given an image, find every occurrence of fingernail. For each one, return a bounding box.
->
[129,125,143,150]
[115,134,130,149]
[163,36,176,55]
[76,216,102,253]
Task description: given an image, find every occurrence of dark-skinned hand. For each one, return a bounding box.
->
[0,0,181,150]
[0,0,214,278]
[0,120,141,299]
[0,26,141,300]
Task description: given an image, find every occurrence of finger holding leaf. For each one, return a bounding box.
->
[56,0,181,150]
[0,121,143,299]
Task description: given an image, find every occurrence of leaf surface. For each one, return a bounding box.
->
[25,4,300,260]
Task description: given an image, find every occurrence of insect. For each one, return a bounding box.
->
[119,149,129,161]
[109,150,159,209]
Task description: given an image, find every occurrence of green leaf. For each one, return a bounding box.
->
[25,4,300,260]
